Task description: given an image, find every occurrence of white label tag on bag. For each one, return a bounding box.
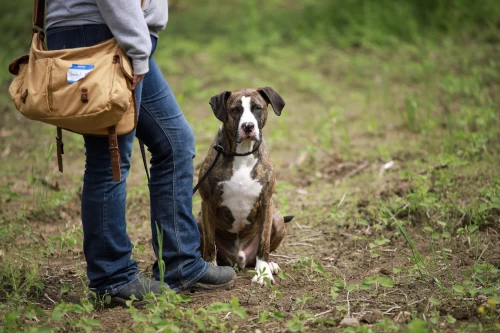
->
[67,64,94,84]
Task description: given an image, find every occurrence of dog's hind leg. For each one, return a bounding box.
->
[196,212,204,253]
[262,208,287,278]
[201,202,217,265]
[270,209,286,253]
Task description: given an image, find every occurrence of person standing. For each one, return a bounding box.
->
[45,0,235,307]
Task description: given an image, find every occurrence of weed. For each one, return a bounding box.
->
[292,257,325,282]
[155,221,166,285]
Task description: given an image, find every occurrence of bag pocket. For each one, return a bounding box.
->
[8,61,28,111]
[48,55,130,133]
[21,58,53,119]
[50,58,112,117]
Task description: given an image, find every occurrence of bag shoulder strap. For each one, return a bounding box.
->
[33,0,46,34]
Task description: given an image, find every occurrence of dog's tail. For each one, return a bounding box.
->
[283,216,294,223]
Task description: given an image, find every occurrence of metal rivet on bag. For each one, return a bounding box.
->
[81,88,88,103]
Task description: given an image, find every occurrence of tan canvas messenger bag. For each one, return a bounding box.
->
[8,0,143,181]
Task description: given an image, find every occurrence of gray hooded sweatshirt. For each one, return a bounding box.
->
[46,0,169,75]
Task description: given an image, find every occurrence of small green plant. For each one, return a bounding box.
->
[368,236,390,258]
[155,221,166,285]
[402,97,418,132]
[361,274,394,293]
[292,257,325,281]
[381,202,441,287]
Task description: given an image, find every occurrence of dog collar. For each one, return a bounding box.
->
[213,140,261,157]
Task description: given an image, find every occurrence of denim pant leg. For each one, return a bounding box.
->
[136,52,208,292]
[82,127,139,294]
[47,25,143,294]
[81,70,144,295]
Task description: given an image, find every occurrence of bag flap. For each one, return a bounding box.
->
[9,54,29,75]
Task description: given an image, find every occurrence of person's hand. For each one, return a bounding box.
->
[131,74,144,90]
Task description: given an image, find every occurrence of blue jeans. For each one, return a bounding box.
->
[47,25,208,293]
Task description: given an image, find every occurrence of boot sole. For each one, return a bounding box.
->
[102,297,148,309]
[189,279,236,291]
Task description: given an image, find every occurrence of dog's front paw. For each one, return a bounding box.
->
[251,258,277,286]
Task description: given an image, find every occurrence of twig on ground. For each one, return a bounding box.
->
[14,253,30,262]
[305,309,334,322]
[315,309,333,318]
[337,299,393,304]
[270,254,297,259]
[294,221,310,230]
[338,191,348,208]
[408,299,425,306]
[381,248,398,252]
[383,306,401,315]
[346,290,351,318]
[337,232,356,238]
[345,277,351,318]
[44,293,56,304]
[300,237,322,242]
[287,242,313,247]
[378,160,395,178]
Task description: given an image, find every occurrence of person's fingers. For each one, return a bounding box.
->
[131,74,145,90]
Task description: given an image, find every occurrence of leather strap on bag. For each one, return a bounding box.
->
[108,126,121,182]
[33,0,45,34]
[56,127,64,172]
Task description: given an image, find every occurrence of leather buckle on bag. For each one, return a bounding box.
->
[108,139,119,157]
[55,136,64,155]
[21,89,28,104]
[109,146,119,154]
[81,88,88,103]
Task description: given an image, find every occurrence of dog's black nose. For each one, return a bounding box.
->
[242,122,255,134]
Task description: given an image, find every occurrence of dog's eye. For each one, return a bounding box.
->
[253,106,262,112]
[230,107,240,113]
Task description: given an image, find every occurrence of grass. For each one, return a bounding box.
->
[1,0,500,332]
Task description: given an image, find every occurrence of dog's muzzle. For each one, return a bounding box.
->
[240,122,257,140]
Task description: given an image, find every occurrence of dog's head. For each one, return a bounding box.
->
[209,87,285,143]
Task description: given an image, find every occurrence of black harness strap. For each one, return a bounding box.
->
[139,140,150,182]
[191,148,222,195]
[139,140,261,195]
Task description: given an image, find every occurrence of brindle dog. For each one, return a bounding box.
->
[197,87,291,285]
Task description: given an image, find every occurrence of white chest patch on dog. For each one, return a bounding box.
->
[220,143,263,233]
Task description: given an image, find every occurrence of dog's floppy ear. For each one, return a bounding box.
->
[209,90,231,123]
[258,87,285,116]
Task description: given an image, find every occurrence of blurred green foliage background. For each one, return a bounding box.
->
[1,0,500,84]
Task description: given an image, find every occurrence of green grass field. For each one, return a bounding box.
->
[1,1,499,332]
